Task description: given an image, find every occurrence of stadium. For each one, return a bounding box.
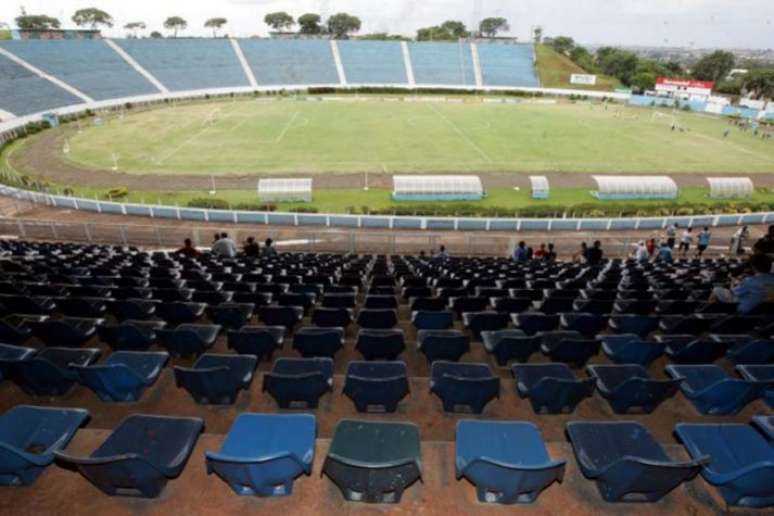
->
[0,2,773,515]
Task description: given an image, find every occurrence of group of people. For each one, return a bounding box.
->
[511,242,558,263]
[175,233,277,258]
[633,224,714,263]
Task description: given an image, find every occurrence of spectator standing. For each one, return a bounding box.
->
[665,224,678,249]
[657,242,673,263]
[646,238,656,257]
[697,227,712,257]
[635,241,649,263]
[678,228,693,257]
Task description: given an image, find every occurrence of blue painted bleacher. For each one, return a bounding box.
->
[338,41,407,85]
[0,40,157,100]
[116,39,249,92]
[409,42,475,86]
[478,43,539,88]
[239,39,339,86]
[0,53,81,116]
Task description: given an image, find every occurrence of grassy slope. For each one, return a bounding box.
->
[60,98,774,176]
[535,44,620,91]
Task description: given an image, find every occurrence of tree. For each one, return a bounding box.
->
[71,8,113,29]
[150,31,163,39]
[264,12,294,32]
[163,16,187,37]
[569,46,596,72]
[327,13,361,39]
[533,25,543,44]
[204,17,227,37]
[596,48,639,85]
[479,17,509,38]
[298,13,322,34]
[550,36,575,56]
[15,14,61,30]
[692,50,735,82]
[630,71,657,92]
[416,20,467,41]
[440,20,468,39]
[123,21,146,38]
[742,69,774,99]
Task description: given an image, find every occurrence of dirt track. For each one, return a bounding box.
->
[11,125,774,192]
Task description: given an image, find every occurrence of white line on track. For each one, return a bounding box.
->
[426,103,493,163]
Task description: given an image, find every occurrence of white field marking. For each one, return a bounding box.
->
[426,103,493,163]
[154,105,237,164]
[691,131,774,163]
[275,111,301,143]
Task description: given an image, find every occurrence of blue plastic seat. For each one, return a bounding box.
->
[560,312,609,337]
[1,347,100,396]
[174,353,257,404]
[512,313,559,335]
[323,420,421,503]
[450,297,490,317]
[660,336,729,364]
[539,331,600,367]
[675,422,774,508]
[364,295,398,309]
[311,307,353,328]
[491,297,532,314]
[97,320,165,351]
[0,344,35,381]
[343,361,410,413]
[263,357,334,409]
[726,339,774,365]
[601,337,666,366]
[29,317,103,347]
[73,351,168,402]
[659,315,714,335]
[209,302,255,329]
[206,413,315,497]
[753,416,774,440]
[462,311,509,338]
[411,310,454,330]
[736,365,774,408]
[156,324,221,357]
[55,414,203,498]
[259,305,304,330]
[430,361,499,413]
[666,365,762,415]
[456,420,565,504]
[566,421,707,502]
[107,299,157,321]
[0,314,48,344]
[481,330,539,366]
[512,363,594,414]
[355,329,405,360]
[226,326,285,361]
[409,297,446,312]
[293,327,345,358]
[588,364,680,414]
[322,293,357,309]
[608,315,660,337]
[154,302,206,325]
[356,309,398,329]
[417,330,470,363]
[0,405,89,486]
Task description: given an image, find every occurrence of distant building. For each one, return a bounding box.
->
[655,77,714,100]
[12,29,101,40]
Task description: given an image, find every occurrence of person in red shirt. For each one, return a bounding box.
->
[533,243,547,260]
[176,238,200,257]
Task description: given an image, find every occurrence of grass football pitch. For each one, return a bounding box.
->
[64,97,774,176]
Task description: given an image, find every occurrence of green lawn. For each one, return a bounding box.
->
[62,97,774,176]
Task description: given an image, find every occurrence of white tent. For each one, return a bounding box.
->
[707,177,754,199]
[592,176,678,200]
[529,176,550,199]
[258,178,313,203]
[392,175,484,201]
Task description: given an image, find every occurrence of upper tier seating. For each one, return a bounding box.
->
[0,53,81,115]
[338,41,408,85]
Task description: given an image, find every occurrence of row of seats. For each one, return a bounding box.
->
[1,405,771,506]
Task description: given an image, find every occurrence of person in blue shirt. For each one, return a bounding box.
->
[512,241,528,262]
[657,242,673,262]
[696,227,711,257]
[712,254,774,313]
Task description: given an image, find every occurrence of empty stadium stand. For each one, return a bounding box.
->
[477,42,540,88]
[337,40,408,85]
[409,41,476,87]
[240,39,340,86]
[0,52,82,116]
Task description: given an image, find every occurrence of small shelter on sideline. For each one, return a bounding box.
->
[706,177,754,199]
[591,176,678,200]
[392,176,484,201]
[258,178,313,203]
[529,176,550,200]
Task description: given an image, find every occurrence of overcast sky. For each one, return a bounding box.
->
[1,0,772,48]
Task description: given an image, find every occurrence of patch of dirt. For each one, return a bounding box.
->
[10,125,774,192]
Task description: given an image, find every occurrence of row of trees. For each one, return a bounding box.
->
[415,17,509,41]
[263,12,361,39]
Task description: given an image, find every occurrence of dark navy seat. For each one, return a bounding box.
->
[588,364,680,414]
[666,365,762,415]
[430,361,499,413]
[658,335,729,364]
[450,297,490,317]
[97,320,165,351]
[456,420,565,504]
[174,354,257,404]
[608,315,660,337]
[600,335,666,366]
[539,331,600,367]
[356,309,398,329]
[491,297,532,314]
[566,421,707,502]
[364,295,398,309]
[29,317,103,347]
[321,293,357,309]
[409,297,446,312]
[277,293,315,313]
[355,329,405,360]
[0,344,35,381]
[323,420,421,503]
[154,302,206,325]
[753,415,774,440]
[209,302,255,329]
[226,326,285,361]
[411,310,454,330]
[259,306,303,330]
[0,314,48,344]
[462,311,510,338]
[512,313,559,335]
[735,365,774,408]
[659,315,714,335]
[0,405,89,486]
[0,295,55,315]
[205,413,316,497]
[676,422,774,508]
[263,357,334,409]
[73,351,168,402]
[726,339,774,365]
[311,308,353,328]
[156,324,221,357]
[293,327,345,358]
[107,299,157,321]
[560,312,609,337]
[57,297,107,319]
[1,347,100,396]
[343,361,410,413]
[417,330,470,363]
[481,330,540,366]
[711,315,770,335]
[512,363,594,414]
[54,415,203,498]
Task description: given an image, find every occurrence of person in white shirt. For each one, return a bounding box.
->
[678,228,693,257]
[666,224,678,249]
[635,241,649,263]
[211,232,237,258]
